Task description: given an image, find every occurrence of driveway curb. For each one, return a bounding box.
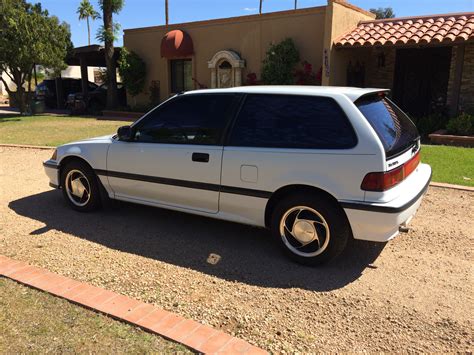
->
[0,143,55,150]
[0,255,267,354]
[429,182,474,192]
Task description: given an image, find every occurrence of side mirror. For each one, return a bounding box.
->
[117,125,133,141]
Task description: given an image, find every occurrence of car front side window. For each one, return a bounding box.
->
[133,94,237,145]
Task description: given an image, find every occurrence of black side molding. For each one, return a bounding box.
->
[95,169,272,199]
[340,171,431,214]
[49,182,59,189]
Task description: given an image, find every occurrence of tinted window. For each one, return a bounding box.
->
[134,94,236,145]
[356,95,419,158]
[229,94,357,149]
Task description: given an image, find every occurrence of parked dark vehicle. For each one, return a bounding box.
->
[67,83,127,113]
[35,79,98,109]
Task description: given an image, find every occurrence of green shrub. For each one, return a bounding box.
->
[118,48,147,101]
[261,38,300,85]
[446,113,474,136]
[412,113,449,138]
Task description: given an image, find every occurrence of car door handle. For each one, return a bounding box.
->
[192,152,209,163]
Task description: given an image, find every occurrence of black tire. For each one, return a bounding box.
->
[60,160,102,212]
[270,192,350,266]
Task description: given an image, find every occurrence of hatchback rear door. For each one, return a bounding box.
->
[355,93,420,169]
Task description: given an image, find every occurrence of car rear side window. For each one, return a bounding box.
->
[228,94,357,149]
[134,94,237,145]
[355,94,419,158]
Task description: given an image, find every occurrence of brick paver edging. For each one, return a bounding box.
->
[0,255,266,354]
[429,181,474,192]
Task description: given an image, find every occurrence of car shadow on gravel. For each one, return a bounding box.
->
[9,190,386,291]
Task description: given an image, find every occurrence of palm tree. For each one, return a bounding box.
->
[77,0,100,46]
[259,0,263,14]
[165,0,169,25]
[98,0,124,109]
[294,0,297,9]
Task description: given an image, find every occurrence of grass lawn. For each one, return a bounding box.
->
[0,115,132,147]
[421,145,473,187]
[0,278,191,353]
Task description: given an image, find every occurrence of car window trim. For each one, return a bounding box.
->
[221,93,247,146]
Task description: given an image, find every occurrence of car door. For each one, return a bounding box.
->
[106,93,239,213]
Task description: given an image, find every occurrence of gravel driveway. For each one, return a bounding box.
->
[1,146,473,352]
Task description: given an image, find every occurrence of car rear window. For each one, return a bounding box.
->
[355,94,419,158]
[229,94,357,149]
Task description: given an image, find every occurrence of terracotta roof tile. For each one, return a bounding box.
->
[335,12,474,47]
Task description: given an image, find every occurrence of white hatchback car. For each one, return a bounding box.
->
[44,86,431,265]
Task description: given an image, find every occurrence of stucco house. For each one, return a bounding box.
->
[123,0,473,116]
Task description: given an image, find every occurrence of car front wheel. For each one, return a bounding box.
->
[60,161,102,212]
[271,193,350,265]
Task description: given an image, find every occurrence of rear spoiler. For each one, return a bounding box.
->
[354,89,391,103]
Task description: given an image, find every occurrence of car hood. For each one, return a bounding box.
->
[66,134,115,145]
[81,134,115,142]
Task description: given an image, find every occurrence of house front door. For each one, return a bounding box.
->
[393,47,452,117]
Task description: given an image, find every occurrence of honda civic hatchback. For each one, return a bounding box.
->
[43,86,431,265]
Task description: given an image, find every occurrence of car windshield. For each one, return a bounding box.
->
[356,94,419,158]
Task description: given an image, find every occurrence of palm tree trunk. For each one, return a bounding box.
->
[87,16,91,45]
[295,0,297,9]
[165,0,169,25]
[259,0,262,14]
[103,1,118,109]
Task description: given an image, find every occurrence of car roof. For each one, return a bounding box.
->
[183,86,388,102]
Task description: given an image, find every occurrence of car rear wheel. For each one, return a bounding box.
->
[271,193,350,265]
[61,161,102,212]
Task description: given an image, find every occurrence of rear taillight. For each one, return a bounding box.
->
[361,151,420,192]
[404,151,420,177]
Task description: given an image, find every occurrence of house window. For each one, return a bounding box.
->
[170,59,193,93]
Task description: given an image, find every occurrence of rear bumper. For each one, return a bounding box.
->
[43,160,60,189]
[342,163,432,242]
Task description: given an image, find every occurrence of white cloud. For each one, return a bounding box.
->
[243,7,257,11]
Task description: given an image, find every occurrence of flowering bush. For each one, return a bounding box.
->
[246,72,259,85]
[294,61,321,85]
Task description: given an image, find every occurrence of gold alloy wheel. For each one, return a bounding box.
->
[64,169,91,207]
[279,206,331,257]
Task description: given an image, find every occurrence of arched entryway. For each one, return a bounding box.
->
[208,50,245,88]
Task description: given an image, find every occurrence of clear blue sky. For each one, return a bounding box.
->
[39,0,474,47]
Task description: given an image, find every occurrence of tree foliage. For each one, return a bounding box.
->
[261,38,300,85]
[0,0,72,112]
[77,0,99,46]
[369,7,395,19]
[118,47,146,100]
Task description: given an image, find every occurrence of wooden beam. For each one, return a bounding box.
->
[79,54,89,98]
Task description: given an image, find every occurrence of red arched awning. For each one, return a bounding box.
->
[161,30,194,58]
